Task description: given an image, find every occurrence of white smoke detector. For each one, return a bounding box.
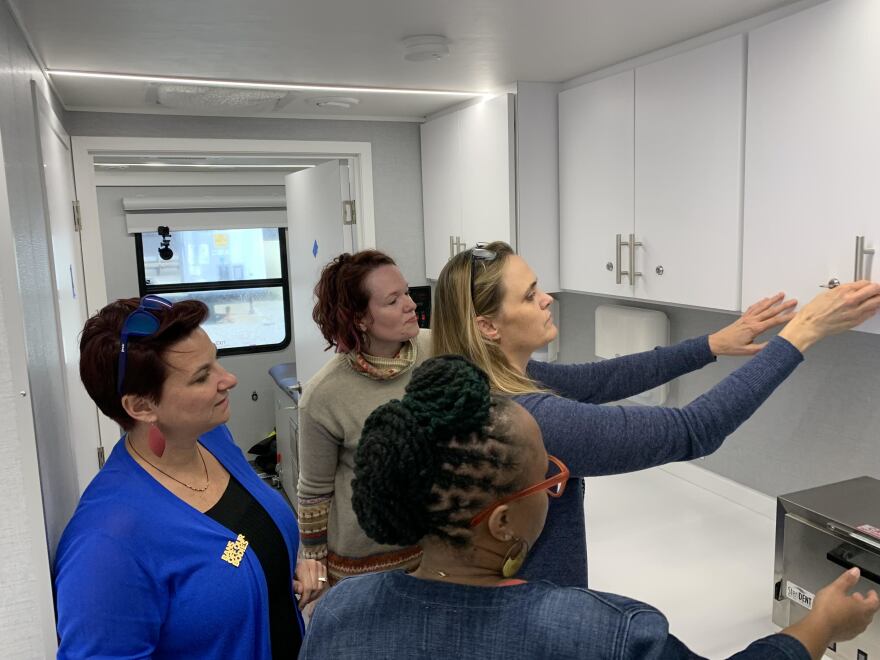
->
[402,35,450,62]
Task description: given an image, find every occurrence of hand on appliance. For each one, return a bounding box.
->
[783,567,879,659]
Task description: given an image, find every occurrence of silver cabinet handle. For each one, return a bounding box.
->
[615,234,629,285]
[854,236,875,280]
[628,233,643,286]
[449,235,455,259]
[820,278,841,289]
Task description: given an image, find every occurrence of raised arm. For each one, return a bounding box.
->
[297,400,342,562]
[527,335,714,404]
[517,336,803,477]
[526,293,797,404]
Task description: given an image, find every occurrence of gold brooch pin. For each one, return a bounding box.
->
[221,534,249,567]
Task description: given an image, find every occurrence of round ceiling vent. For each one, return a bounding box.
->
[402,35,450,62]
[309,97,360,109]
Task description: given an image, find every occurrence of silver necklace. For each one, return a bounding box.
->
[128,437,210,492]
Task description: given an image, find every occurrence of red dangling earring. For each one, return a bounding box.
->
[148,424,166,458]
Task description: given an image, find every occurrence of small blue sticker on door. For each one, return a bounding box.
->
[312,240,319,258]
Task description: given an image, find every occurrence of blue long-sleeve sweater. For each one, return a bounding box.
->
[517,335,803,588]
[54,424,304,659]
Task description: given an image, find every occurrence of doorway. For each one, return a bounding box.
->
[71,136,376,484]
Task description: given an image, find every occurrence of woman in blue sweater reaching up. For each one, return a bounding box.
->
[432,241,880,588]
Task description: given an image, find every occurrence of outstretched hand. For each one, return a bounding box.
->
[777,280,880,352]
[784,567,880,659]
[708,292,797,356]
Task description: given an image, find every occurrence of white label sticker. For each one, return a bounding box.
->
[785,581,815,610]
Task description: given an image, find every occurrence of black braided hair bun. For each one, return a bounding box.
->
[402,355,491,440]
[352,355,492,546]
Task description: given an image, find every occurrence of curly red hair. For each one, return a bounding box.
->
[312,250,396,353]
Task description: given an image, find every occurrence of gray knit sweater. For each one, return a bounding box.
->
[518,335,803,588]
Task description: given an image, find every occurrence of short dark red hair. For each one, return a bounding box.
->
[312,250,396,353]
[79,297,209,430]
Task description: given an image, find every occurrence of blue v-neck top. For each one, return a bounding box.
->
[55,424,304,659]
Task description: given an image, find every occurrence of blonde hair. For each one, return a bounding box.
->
[432,241,545,395]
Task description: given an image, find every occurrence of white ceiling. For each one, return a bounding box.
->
[11,0,806,120]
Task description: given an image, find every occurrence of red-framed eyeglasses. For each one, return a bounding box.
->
[469,455,570,528]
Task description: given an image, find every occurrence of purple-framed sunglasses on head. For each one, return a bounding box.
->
[117,295,173,395]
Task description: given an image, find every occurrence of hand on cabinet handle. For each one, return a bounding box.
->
[854,235,875,280]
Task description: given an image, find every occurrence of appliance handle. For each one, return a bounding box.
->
[826,546,880,585]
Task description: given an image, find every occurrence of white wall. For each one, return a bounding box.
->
[0,1,69,655]
[96,184,298,454]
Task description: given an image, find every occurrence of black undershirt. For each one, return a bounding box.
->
[205,476,301,659]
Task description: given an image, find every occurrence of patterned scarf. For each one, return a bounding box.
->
[346,337,418,381]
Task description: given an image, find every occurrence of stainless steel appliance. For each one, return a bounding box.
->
[774,476,880,659]
[269,361,300,508]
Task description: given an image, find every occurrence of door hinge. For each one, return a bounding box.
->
[97,445,105,468]
[343,200,356,225]
[72,200,82,232]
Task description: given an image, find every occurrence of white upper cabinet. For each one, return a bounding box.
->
[559,36,745,311]
[559,70,634,297]
[634,35,744,311]
[420,94,515,280]
[420,109,461,281]
[743,0,880,333]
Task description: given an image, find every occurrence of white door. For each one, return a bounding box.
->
[559,70,635,297]
[33,84,102,493]
[744,0,880,334]
[286,161,348,386]
[634,36,744,311]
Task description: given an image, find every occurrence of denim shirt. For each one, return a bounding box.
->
[299,571,809,660]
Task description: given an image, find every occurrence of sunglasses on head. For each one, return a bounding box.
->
[470,243,498,305]
[117,295,173,395]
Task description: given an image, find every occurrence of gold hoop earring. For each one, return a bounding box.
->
[501,538,529,578]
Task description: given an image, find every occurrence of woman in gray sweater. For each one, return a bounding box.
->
[297,250,432,583]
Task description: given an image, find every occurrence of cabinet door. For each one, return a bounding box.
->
[634,35,744,311]
[743,0,880,333]
[460,94,516,251]
[559,70,635,297]
[421,110,461,280]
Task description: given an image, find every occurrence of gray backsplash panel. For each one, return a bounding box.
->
[556,292,880,496]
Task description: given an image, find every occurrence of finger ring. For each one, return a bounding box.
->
[317,576,328,583]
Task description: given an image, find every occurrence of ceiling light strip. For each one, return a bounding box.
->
[47,70,486,97]
[95,163,317,169]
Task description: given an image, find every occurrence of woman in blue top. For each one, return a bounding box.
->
[432,241,880,587]
[54,296,325,659]
[300,356,879,660]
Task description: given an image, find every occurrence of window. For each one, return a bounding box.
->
[135,228,291,355]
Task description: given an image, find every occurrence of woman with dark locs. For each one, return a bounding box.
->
[299,355,878,660]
